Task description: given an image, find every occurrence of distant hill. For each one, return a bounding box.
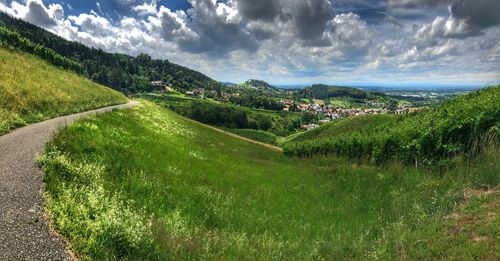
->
[0,12,222,93]
[222,82,237,86]
[237,79,279,91]
[297,84,367,99]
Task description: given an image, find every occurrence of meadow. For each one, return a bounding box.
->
[0,47,127,135]
[39,101,499,260]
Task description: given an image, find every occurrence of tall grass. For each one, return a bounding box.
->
[0,47,127,135]
[39,101,499,259]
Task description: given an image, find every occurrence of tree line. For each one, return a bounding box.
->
[0,26,83,73]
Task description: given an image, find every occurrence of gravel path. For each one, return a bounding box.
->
[0,101,138,260]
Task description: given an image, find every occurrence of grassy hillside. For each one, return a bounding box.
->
[289,114,397,143]
[222,128,278,145]
[39,101,498,259]
[284,86,500,165]
[0,48,127,135]
[143,94,303,136]
[0,12,223,93]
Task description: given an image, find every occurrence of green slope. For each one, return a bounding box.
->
[0,47,127,135]
[0,12,222,93]
[39,101,499,259]
[284,86,500,165]
[288,114,397,143]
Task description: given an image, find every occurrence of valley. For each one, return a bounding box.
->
[0,4,498,260]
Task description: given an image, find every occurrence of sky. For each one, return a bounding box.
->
[0,0,499,86]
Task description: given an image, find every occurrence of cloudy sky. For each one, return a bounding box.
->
[1,0,499,86]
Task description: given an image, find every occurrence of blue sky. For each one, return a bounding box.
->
[1,0,499,86]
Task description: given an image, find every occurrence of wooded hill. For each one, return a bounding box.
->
[296,84,368,100]
[0,12,222,94]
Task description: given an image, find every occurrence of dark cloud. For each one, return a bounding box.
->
[179,0,258,54]
[24,0,59,27]
[451,0,500,30]
[292,0,333,40]
[235,0,333,41]
[237,0,280,22]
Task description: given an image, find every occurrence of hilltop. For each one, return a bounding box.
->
[297,84,367,99]
[237,79,279,91]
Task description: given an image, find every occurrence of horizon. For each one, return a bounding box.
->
[1,0,499,86]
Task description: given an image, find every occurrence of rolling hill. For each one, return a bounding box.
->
[296,84,367,100]
[0,45,127,135]
[237,79,279,91]
[39,100,499,259]
[284,86,500,165]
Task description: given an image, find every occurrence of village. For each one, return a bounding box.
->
[279,99,420,130]
[150,81,420,131]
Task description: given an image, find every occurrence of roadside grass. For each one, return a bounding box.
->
[39,101,499,259]
[0,47,127,135]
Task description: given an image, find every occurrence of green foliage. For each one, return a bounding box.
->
[227,95,284,111]
[0,13,222,93]
[223,128,278,145]
[0,47,127,135]
[0,26,83,73]
[290,114,397,143]
[297,84,367,100]
[39,101,499,259]
[238,79,279,91]
[142,94,302,136]
[283,86,500,166]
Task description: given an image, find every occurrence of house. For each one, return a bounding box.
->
[185,91,195,96]
[151,81,166,93]
[302,124,319,130]
[319,118,331,124]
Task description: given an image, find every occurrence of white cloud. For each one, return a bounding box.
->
[8,0,64,27]
[132,2,157,16]
[1,0,498,85]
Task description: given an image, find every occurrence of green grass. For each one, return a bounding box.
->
[39,101,499,259]
[222,128,278,145]
[142,93,303,136]
[284,86,500,165]
[0,47,127,135]
[289,114,397,143]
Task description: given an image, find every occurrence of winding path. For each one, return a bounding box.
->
[0,101,138,260]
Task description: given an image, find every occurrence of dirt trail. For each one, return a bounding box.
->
[0,101,138,260]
